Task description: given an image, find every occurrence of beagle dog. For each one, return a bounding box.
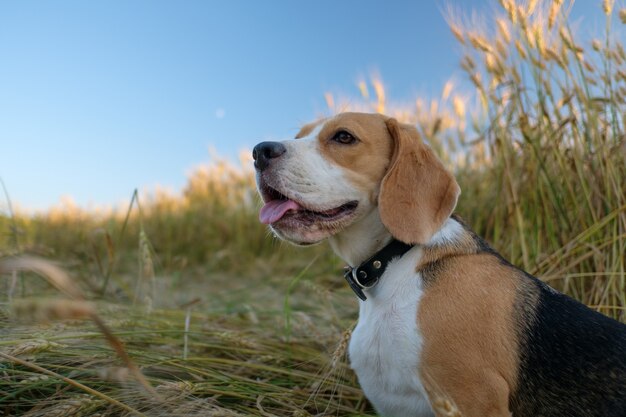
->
[252,112,626,417]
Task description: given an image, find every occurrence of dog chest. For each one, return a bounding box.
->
[347,259,434,417]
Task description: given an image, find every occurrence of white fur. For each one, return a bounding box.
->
[278,126,362,211]
[328,208,391,267]
[428,217,464,247]
[347,219,461,417]
[349,245,434,417]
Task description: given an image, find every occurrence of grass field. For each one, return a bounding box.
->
[1,1,625,415]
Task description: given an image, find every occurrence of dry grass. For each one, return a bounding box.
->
[0,256,364,416]
[0,0,625,415]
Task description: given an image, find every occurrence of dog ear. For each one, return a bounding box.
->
[379,118,460,245]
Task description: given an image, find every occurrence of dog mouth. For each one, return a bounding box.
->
[258,184,358,225]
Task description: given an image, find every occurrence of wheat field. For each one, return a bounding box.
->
[1,1,625,416]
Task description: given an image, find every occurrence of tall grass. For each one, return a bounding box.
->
[0,1,625,415]
[326,0,626,319]
[451,0,625,318]
[1,153,334,297]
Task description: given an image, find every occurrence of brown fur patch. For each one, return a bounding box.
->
[379,119,460,245]
[417,231,524,416]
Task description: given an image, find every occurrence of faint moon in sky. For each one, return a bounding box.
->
[215,108,226,119]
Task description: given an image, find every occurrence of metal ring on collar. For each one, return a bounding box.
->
[351,268,379,289]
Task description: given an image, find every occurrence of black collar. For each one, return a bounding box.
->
[343,239,414,301]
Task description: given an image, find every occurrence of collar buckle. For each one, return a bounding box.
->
[351,268,378,289]
[343,267,368,301]
[343,266,380,301]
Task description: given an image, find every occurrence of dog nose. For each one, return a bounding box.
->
[252,141,286,171]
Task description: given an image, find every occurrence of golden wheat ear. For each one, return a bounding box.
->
[378,118,460,245]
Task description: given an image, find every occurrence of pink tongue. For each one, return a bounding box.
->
[259,199,301,224]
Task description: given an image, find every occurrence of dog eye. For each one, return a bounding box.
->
[331,131,357,145]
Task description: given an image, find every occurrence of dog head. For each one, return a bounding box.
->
[253,112,460,246]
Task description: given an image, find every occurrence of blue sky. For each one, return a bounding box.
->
[0,0,607,210]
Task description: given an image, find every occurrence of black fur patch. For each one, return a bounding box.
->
[509,275,626,416]
[420,261,452,289]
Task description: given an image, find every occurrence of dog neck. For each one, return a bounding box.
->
[329,212,470,268]
[328,209,393,267]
